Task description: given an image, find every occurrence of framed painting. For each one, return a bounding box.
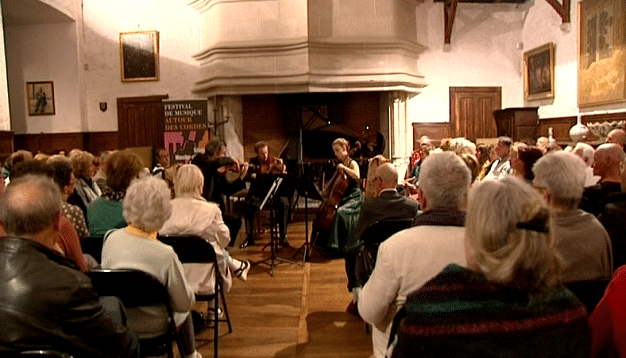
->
[26,81,55,116]
[578,0,626,107]
[119,30,159,82]
[524,43,555,101]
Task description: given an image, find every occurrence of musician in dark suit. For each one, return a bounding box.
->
[191,139,248,246]
[345,162,420,313]
[241,141,289,248]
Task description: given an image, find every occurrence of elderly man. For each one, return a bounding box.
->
[358,152,470,358]
[345,163,420,313]
[573,142,600,187]
[533,151,612,282]
[608,128,626,150]
[484,136,513,179]
[0,175,139,357]
[581,143,625,216]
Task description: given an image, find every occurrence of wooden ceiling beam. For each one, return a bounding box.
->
[544,0,570,24]
[444,0,459,45]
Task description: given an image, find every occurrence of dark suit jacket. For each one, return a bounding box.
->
[355,189,420,239]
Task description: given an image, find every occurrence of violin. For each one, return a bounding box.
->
[257,156,286,175]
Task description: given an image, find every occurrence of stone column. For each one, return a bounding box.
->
[389,91,410,174]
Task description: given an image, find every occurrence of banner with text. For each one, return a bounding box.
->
[163,99,210,164]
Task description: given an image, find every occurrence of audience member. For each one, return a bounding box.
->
[49,157,90,239]
[475,143,494,181]
[94,150,113,191]
[581,143,625,216]
[87,150,144,236]
[511,145,543,183]
[0,175,139,357]
[345,163,420,313]
[101,176,201,358]
[533,151,612,282]
[484,136,512,180]
[391,177,589,358]
[2,149,33,182]
[67,151,102,217]
[589,264,626,357]
[459,152,480,183]
[536,136,549,154]
[152,148,171,179]
[405,136,433,182]
[607,128,626,150]
[358,151,470,358]
[160,164,250,296]
[573,142,600,187]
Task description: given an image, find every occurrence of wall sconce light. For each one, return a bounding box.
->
[99,102,107,112]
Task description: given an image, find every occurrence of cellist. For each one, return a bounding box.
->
[314,138,364,253]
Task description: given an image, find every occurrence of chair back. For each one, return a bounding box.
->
[18,351,73,358]
[360,219,413,245]
[565,279,611,314]
[158,234,218,265]
[80,236,104,263]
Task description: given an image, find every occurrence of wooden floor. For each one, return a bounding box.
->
[192,211,374,358]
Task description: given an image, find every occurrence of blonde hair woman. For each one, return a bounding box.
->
[160,164,250,295]
[67,150,101,216]
[391,177,590,357]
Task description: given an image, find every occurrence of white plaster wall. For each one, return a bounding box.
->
[409,1,525,124]
[82,0,202,132]
[6,22,81,134]
[0,3,11,132]
[38,0,81,21]
[522,0,580,119]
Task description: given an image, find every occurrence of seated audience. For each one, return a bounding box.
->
[94,150,113,191]
[608,128,626,150]
[536,136,549,154]
[581,143,624,216]
[152,148,171,179]
[12,160,89,272]
[345,163,420,313]
[484,136,513,180]
[67,150,102,217]
[358,151,470,358]
[0,174,139,357]
[511,145,543,183]
[49,157,90,239]
[160,164,250,295]
[475,143,495,181]
[2,149,33,182]
[88,150,144,236]
[391,177,589,358]
[589,264,626,357]
[573,142,600,187]
[101,176,201,358]
[533,151,612,282]
[405,136,433,183]
[598,192,626,270]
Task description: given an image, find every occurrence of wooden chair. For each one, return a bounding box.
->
[86,269,184,358]
[158,234,233,358]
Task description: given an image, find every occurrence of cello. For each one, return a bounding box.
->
[313,165,351,233]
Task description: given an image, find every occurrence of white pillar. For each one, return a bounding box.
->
[0,2,11,131]
[389,91,410,174]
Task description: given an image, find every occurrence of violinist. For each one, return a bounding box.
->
[314,138,364,253]
[241,141,289,248]
[191,139,248,246]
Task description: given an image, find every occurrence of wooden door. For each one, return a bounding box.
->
[449,87,501,141]
[117,95,168,149]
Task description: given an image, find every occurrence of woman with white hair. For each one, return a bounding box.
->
[160,164,250,295]
[102,176,201,358]
[391,177,589,358]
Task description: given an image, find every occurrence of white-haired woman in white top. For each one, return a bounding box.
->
[160,164,250,295]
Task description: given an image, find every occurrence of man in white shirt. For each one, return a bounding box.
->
[358,152,471,358]
[485,136,513,180]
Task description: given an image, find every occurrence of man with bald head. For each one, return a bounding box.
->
[608,128,626,150]
[0,175,138,357]
[345,163,420,314]
[581,143,626,216]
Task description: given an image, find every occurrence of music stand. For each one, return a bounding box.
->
[253,177,296,276]
[292,174,324,265]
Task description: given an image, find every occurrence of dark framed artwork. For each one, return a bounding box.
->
[524,43,555,101]
[119,30,159,82]
[578,0,626,107]
[26,81,55,116]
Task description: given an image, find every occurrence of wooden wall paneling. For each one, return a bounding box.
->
[0,131,14,163]
[14,132,84,154]
[412,122,450,149]
[85,132,119,154]
[538,116,576,144]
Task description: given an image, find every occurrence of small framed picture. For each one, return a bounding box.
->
[523,43,555,101]
[119,30,159,82]
[26,81,55,116]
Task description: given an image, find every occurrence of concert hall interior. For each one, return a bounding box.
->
[1,0,626,357]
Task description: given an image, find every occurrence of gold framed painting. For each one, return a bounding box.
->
[578,0,626,107]
[524,43,555,101]
[119,30,159,82]
[26,81,55,116]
